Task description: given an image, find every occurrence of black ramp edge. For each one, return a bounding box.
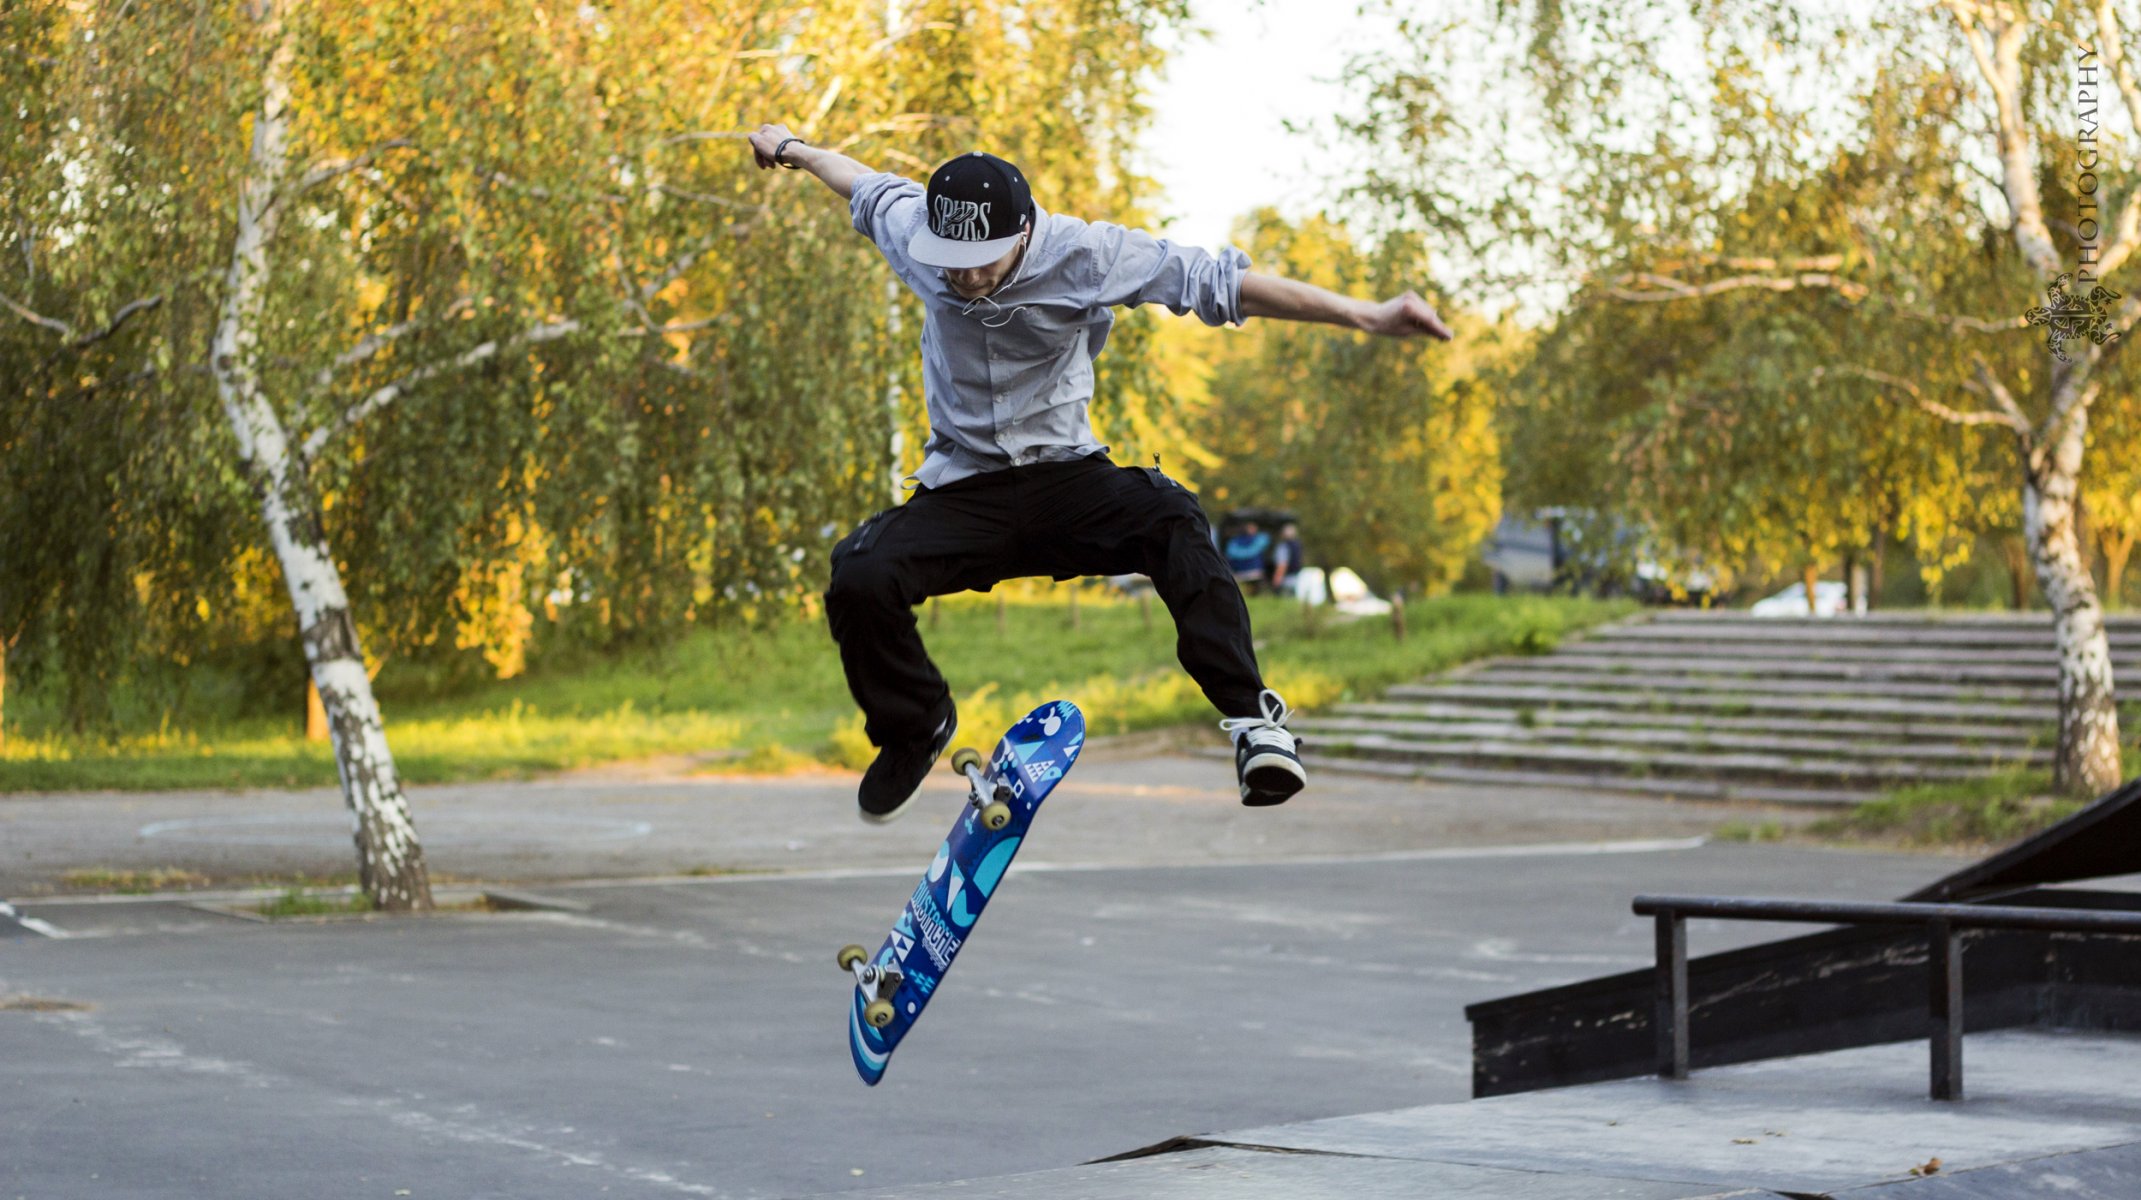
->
[1087,1135,1225,1163]
[821,1144,1761,1199]
[1088,1136,1391,1164]
[1905,777,2141,902]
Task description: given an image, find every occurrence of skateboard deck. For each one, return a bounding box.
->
[843,699,1085,1085]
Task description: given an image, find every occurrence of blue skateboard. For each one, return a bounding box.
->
[840,699,1086,1085]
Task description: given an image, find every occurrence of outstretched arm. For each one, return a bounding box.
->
[1240,272,1453,340]
[746,122,872,200]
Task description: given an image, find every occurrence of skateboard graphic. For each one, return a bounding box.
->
[838,699,1085,1085]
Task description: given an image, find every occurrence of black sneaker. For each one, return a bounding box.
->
[858,702,957,824]
[1220,688,1306,807]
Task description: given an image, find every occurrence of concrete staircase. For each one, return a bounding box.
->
[1295,610,2141,807]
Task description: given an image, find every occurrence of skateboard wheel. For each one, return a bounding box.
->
[980,801,1012,831]
[950,747,982,774]
[837,944,868,971]
[864,999,896,1028]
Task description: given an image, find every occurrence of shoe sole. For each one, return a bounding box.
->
[859,785,926,825]
[859,713,957,825]
[1240,753,1306,807]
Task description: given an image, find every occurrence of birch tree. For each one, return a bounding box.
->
[1342,0,2134,794]
[6,0,1198,903]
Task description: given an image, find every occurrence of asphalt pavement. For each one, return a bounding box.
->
[2,745,1964,1198]
[0,735,1793,896]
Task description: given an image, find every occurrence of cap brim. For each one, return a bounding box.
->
[908,227,1023,269]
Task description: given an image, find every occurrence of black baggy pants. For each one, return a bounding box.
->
[825,454,1266,747]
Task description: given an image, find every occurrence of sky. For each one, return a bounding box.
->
[1135,2,1395,254]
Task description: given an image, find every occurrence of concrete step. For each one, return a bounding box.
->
[1501,651,2138,687]
[1463,665,2051,704]
[1293,715,2053,767]
[1648,608,2141,629]
[1391,682,2059,724]
[1193,748,1870,806]
[1556,638,2141,670]
[1330,700,2044,745]
[1309,731,1989,789]
[1596,621,2141,650]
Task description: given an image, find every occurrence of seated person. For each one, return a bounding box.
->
[1224,521,1273,586]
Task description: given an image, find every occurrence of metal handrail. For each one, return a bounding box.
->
[1632,893,2141,1101]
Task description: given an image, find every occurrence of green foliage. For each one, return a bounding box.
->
[1,0,1201,742]
[255,888,376,919]
[1810,773,2086,848]
[0,592,1631,791]
[1178,210,1505,596]
[1809,743,2140,848]
[1712,820,1786,844]
[58,867,214,894]
[1334,1,2140,600]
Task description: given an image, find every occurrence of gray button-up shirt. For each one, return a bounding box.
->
[850,171,1252,489]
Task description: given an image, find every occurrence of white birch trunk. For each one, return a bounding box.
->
[210,3,431,910]
[2026,378,2124,797]
[1953,2,2128,796]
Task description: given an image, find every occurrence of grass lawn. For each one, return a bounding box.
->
[0,589,1634,793]
[1718,741,2141,852]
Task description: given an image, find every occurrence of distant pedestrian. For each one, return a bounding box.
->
[1270,522,1305,596]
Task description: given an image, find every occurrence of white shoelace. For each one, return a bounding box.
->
[1219,688,1293,748]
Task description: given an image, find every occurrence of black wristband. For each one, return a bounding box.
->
[773,136,805,168]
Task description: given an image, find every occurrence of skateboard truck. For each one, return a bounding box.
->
[950,747,1013,831]
[836,944,905,1028]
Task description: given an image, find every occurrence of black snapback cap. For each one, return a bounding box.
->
[908,151,1034,269]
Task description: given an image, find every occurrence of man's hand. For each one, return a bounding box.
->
[747,123,802,170]
[746,121,871,199]
[1360,291,1454,341]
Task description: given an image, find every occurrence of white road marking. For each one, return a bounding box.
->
[529,835,1710,890]
[136,812,655,847]
[0,900,68,938]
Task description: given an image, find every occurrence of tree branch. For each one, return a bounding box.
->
[1964,354,2033,431]
[312,295,474,389]
[1604,270,1869,302]
[1647,253,1846,273]
[1811,362,2028,431]
[0,289,77,337]
[71,295,165,349]
[300,317,581,459]
[1946,1,2062,278]
[295,138,418,193]
[1,289,163,349]
[634,315,729,336]
[1867,295,2027,334]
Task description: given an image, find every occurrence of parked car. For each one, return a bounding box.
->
[1482,514,1561,593]
[1749,580,1851,617]
[1483,509,1712,604]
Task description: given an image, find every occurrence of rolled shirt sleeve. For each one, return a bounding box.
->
[1085,222,1251,327]
[850,171,924,250]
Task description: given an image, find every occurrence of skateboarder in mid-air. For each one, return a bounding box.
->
[747,123,1454,824]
